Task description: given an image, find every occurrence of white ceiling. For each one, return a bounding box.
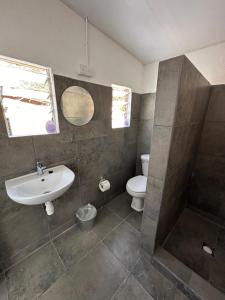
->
[61,0,225,64]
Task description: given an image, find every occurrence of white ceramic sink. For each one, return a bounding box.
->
[5,165,75,206]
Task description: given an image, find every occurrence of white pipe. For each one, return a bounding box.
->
[85,17,89,69]
[45,201,54,215]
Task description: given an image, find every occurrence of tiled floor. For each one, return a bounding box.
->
[164,208,225,294]
[0,193,188,300]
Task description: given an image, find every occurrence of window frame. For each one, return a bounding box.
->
[111,84,132,129]
[0,54,59,138]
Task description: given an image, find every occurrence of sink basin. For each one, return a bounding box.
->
[5,165,75,205]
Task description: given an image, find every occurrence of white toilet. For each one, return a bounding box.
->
[126,154,150,212]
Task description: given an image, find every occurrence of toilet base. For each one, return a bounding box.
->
[131,197,144,212]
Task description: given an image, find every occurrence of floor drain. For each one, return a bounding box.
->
[202,242,214,256]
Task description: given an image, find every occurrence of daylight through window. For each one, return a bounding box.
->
[112,84,132,128]
[0,55,59,137]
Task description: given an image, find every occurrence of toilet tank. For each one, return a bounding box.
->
[141,154,150,176]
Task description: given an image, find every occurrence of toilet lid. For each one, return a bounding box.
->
[127,175,147,193]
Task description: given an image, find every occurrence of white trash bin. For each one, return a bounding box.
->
[76,203,97,231]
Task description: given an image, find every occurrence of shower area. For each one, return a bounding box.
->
[141,55,225,298]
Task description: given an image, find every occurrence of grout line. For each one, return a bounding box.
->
[2,271,9,300]
[187,206,225,230]
[50,222,78,242]
[161,209,185,248]
[64,209,128,272]
[3,239,51,273]
[100,211,142,275]
[75,217,126,264]
[131,270,156,300]
[105,205,125,220]
[103,236,141,274]
[109,271,131,300]
[50,239,67,271]
[6,195,141,298]
[123,212,142,234]
[109,253,141,300]
[47,222,52,242]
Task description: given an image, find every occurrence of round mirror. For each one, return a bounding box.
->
[61,86,94,126]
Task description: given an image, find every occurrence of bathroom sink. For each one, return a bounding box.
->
[5,165,75,206]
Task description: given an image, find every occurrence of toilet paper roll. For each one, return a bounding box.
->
[99,179,110,192]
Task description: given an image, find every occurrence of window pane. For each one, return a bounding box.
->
[112,84,132,128]
[0,56,59,137]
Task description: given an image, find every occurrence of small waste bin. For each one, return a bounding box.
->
[76,203,97,231]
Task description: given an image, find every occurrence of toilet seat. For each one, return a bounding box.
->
[126,175,147,198]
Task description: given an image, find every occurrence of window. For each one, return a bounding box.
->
[0,55,59,137]
[112,84,132,128]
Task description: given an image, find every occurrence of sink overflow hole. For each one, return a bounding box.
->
[43,191,51,194]
[41,179,45,182]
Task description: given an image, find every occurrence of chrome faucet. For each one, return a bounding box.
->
[36,161,46,175]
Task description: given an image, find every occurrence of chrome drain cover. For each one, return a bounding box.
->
[202,242,214,256]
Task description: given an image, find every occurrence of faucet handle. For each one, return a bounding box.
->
[36,161,46,168]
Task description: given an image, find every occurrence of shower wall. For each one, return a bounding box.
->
[141,55,210,254]
[136,93,155,174]
[190,85,225,220]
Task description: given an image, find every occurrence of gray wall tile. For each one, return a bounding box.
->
[205,85,225,122]
[136,93,155,174]
[154,56,183,126]
[0,137,36,177]
[144,176,163,222]
[0,75,140,270]
[148,125,173,180]
[141,56,210,253]
[140,93,155,121]
[141,213,157,255]
[131,93,141,119]
[189,85,225,219]
[198,122,225,157]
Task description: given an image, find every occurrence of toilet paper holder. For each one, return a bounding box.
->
[99,177,110,192]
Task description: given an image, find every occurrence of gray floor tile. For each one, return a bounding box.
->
[164,208,225,293]
[53,207,122,268]
[53,224,98,268]
[106,193,133,219]
[6,243,65,300]
[126,211,143,231]
[132,257,176,300]
[174,289,190,300]
[103,221,141,271]
[92,206,123,240]
[39,273,77,300]
[0,274,8,300]
[189,272,225,300]
[68,242,128,300]
[112,275,154,300]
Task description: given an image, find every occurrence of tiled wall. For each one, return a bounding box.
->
[136,93,155,174]
[0,74,141,270]
[141,56,210,254]
[190,85,225,220]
